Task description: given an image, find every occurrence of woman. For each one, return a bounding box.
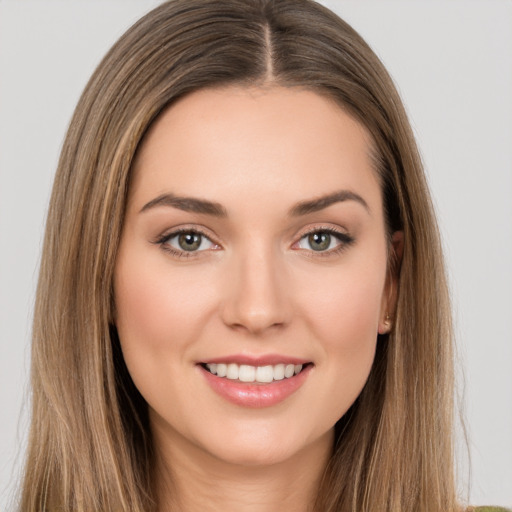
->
[16,1,509,511]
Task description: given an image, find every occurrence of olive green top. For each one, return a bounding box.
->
[474,507,511,512]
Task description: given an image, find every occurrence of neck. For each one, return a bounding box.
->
[154,427,333,512]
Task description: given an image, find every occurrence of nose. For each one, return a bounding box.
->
[220,242,291,335]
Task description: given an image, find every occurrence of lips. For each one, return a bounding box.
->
[198,355,312,408]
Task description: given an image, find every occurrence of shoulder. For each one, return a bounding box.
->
[470,507,512,512]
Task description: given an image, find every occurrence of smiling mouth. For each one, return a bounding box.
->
[201,362,309,383]
[199,360,313,407]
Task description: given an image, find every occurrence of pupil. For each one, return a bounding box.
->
[309,232,330,251]
[178,233,201,251]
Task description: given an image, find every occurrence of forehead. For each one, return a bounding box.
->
[129,86,381,215]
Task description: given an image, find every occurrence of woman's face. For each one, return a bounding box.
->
[114,86,396,467]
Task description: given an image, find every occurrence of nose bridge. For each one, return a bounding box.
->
[221,237,289,334]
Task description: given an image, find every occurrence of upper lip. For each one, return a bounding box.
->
[200,354,311,366]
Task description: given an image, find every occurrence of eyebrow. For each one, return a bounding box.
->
[140,193,228,217]
[139,189,369,217]
[288,190,370,216]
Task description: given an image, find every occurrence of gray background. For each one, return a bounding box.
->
[1,1,511,509]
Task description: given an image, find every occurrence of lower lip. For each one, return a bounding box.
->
[200,365,312,408]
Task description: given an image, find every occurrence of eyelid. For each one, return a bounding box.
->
[292,225,355,255]
[153,225,221,258]
[152,223,354,259]
[295,224,350,241]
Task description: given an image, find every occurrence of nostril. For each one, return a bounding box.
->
[227,318,286,335]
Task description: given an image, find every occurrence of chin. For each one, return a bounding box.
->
[211,442,295,467]
[194,423,333,469]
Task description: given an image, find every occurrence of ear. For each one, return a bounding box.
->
[378,230,404,335]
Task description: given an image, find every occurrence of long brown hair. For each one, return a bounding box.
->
[20,1,458,510]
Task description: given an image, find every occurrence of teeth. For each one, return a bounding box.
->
[216,363,227,377]
[239,365,256,382]
[256,365,274,383]
[273,364,285,380]
[226,363,239,380]
[205,362,304,383]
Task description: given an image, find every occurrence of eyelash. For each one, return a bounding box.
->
[296,226,355,258]
[153,226,355,259]
[153,227,217,259]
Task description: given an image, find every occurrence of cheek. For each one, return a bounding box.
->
[298,262,386,350]
[293,256,386,420]
[113,250,214,373]
[116,267,176,350]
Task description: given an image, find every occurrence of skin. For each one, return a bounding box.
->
[114,86,401,512]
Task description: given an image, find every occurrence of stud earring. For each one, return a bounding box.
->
[378,312,393,335]
[382,312,392,332]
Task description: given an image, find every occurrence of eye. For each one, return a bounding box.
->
[295,228,354,253]
[156,229,218,256]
